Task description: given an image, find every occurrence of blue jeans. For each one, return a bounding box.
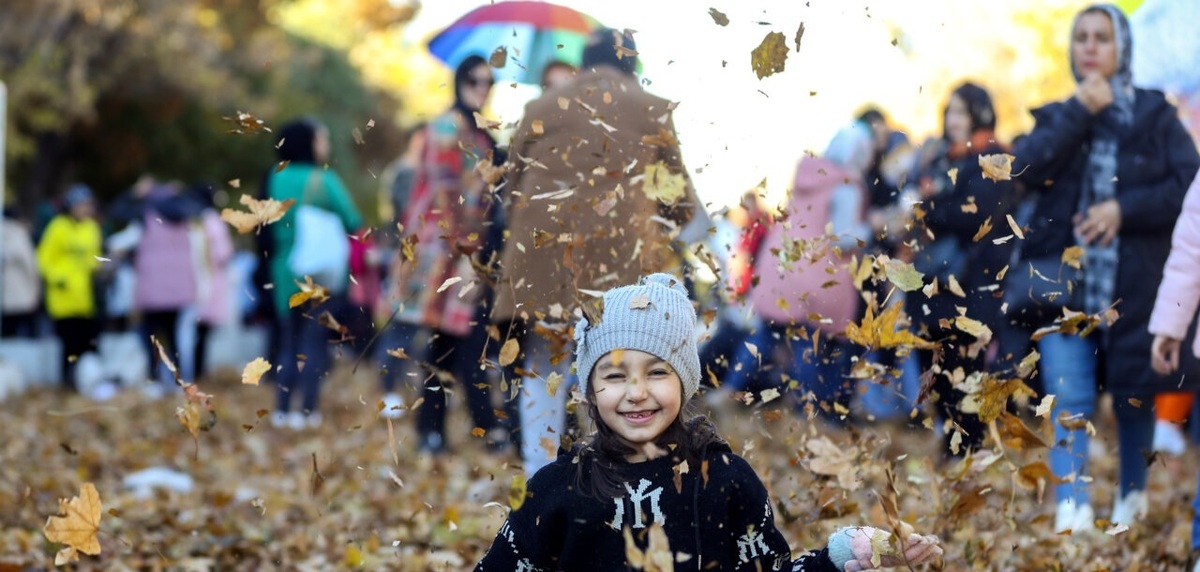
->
[1042,333,1155,505]
[859,350,921,420]
[375,321,421,393]
[274,302,341,414]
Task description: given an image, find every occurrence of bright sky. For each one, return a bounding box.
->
[399,0,1184,209]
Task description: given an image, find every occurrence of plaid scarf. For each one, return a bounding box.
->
[1075,4,1135,320]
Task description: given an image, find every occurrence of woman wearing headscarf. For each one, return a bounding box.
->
[268,118,363,430]
[388,54,503,454]
[1011,4,1200,532]
[904,82,1016,456]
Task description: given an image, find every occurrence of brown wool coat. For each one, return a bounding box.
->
[492,67,701,324]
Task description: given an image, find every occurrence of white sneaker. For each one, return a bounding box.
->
[286,411,307,431]
[1111,490,1147,525]
[1055,498,1096,533]
[305,412,323,429]
[1152,419,1187,456]
[380,392,405,419]
[270,411,288,429]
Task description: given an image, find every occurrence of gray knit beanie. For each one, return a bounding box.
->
[574,273,701,401]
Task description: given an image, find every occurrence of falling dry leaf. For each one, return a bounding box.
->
[708,7,729,26]
[508,473,527,511]
[289,276,330,308]
[883,258,925,292]
[489,46,507,68]
[1062,245,1085,269]
[629,294,652,309]
[499,339,520,367]
[750,31,788,79]
[845,303,936,350]
[531,119,544,135]
[223,110,271,134]
[43,482,102,564]
[1006,214,1025,239]
[642,161,687,205]
[948,167,959,185]
[386,347,410,360]
[437,276,463,293]
[979,153,1015,182]
[545,371,564,397]
[241,358,271,386]
[972,215,994,242]
[220,194,294,235]
[795,21,805,52]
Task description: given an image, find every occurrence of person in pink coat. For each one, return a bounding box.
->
[189,183,235,380]
[1149,168,1200,570]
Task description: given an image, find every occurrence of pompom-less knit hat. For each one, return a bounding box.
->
[574,273,701,401]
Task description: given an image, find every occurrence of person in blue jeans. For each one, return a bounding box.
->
[1010,4,1200,533]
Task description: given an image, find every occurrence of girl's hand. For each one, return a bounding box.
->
[829,527,943,571]
[1152,335,1183,376]
[1073,199,1121,247]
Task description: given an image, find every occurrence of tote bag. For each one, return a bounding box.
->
[288,172,349,291]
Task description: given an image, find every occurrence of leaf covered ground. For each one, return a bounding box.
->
[1,365,1197,571]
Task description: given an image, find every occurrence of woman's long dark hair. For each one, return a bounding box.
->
[575,381,728,499]
[275,118,323,165]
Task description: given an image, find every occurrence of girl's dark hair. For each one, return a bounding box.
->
[575,378,728,499]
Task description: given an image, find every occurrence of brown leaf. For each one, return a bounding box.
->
[489,46,507,68]
[641,128,678,148]
[978,153,1015,182]
[708,7,729,26]
[996,412,1048,450]
[531,119,544,135]
[750,31,788,79]
[222,110,272,135]
[289,276,331,309]
[499,338,520,367]
[310,453,325,497]
[220,194,294,234]
[386,347,410,360]
[43,482,102,564]
[964,378,1035,423]
[795,21,805,53]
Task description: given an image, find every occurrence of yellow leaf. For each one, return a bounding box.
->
[508,473,527,511]
[344,543,365,567]
[997,412,1048,450]
[978,153,1015,182]
[241,357,271,386]
[471,426,486,438]
[43,483,102,562]
[531,119,544,135]
[290,276,330,309]
[962,378,1035,423]
[750,31,788,79]
[499,339,520,367]
[1006,214,1025,239]
[220,195,294,235]
[883,258,925,292]
[947,274,967,297]
[546,371,564,397]
[972,215,994,242]
[1062,245,1085,269]
[642,161,687,206]
[845,303,936,351]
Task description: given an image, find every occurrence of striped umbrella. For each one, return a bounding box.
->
[428,1,604,85]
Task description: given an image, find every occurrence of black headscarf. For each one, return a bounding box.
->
[276,119,321,165]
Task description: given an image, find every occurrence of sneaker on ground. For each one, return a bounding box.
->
[306,412,323,429]
[1054,498,1096,534]
[270,411,289,429]
[1152,419,1187,456]
[286,411,307,431]
[1111,489,1147,525]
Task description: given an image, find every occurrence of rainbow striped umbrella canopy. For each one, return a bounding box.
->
[428,1,604,84]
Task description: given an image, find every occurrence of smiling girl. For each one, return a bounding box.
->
[476,274,942,571]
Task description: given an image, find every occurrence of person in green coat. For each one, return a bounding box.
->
[267,118,362,430]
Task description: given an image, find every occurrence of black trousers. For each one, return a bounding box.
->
[54,317,100,391]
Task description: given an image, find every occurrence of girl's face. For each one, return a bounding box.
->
[461,64,494,111]
[592,349,683,462]
[1072,11,1118,80]
[944,94,972,146]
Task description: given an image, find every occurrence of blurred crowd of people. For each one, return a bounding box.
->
[8,3,1200,557]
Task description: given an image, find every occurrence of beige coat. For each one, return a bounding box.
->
[492,67,701,324]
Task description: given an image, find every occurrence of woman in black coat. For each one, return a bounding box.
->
[1009,3,1200,533]
[906,82,1016,456]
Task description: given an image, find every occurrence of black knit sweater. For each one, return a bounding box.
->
[476,445,839,571]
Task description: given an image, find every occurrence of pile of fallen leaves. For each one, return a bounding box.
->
[1,360,1197,570]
